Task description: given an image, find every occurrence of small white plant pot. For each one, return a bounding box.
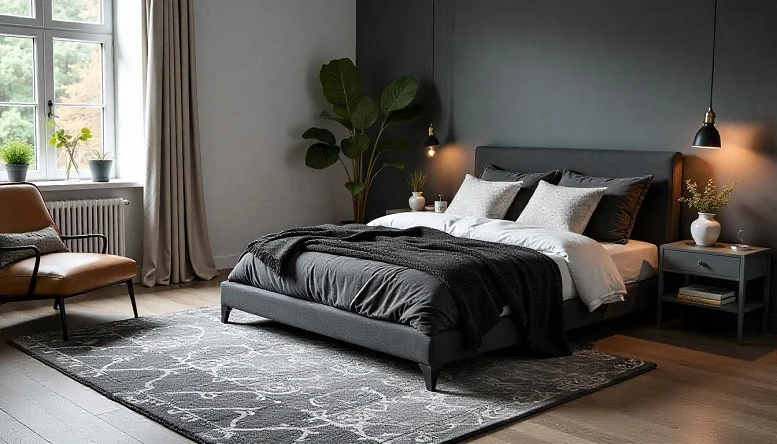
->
[691,212,721,247]
[409,192,425,211]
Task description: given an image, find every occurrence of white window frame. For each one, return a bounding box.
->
[0,0,114,182]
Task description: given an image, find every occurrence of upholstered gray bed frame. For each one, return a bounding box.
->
[221,147,683,391]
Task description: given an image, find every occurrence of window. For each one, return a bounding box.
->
[0,0,113,181]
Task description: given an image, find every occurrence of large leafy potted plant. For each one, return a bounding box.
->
[302,58,424,223]
[0,139,35,182]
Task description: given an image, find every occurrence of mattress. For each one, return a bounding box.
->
[600,239,658,284]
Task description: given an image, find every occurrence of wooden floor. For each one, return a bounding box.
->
[1,276,775,444]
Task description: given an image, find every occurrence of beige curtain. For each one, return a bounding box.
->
[140,0,219,287]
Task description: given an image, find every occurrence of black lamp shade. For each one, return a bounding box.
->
[692,122,721,149]
[424,134,440,148]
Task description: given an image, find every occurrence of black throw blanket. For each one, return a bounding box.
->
[244,224,569,356]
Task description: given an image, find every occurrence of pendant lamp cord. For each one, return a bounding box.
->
[431,0,436,122]
[709,0,717,109]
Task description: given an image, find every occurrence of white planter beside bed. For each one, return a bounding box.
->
[409,192,425,211]
[690,212,721,247]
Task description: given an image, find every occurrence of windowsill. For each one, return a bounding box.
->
[31,179,143,192]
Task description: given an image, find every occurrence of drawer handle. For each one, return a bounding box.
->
[697,260,707,267]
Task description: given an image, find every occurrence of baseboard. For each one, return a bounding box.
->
[214,254,241,270]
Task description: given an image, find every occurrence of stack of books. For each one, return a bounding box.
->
[677,285,736,306]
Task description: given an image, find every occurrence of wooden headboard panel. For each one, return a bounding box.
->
[474,146,683,246]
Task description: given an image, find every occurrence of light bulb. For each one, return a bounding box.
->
[426,146,436,158]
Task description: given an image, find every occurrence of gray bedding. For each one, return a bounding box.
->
[228,252,459,336]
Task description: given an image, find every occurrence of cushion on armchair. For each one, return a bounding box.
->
[0,227,68,268]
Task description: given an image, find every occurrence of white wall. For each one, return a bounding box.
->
[194,0,356,269]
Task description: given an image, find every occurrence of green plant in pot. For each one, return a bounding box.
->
[407,170,427,211]
[0,139,35,182]
[302,58,425,223]
[88,149,113,182]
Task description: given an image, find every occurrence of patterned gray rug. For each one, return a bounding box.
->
[10,307,655,444]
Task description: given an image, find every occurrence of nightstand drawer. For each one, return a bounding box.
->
[663,250,740,278]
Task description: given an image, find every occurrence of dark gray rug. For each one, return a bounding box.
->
[10,307,655,443]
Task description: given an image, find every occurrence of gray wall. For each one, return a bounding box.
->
[358,0,777,326]
[194,0,356,269]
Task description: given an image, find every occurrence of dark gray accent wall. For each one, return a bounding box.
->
[357,0,777,326]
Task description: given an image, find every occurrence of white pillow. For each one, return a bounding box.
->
[445,174,523,219]
[517,181,607,233]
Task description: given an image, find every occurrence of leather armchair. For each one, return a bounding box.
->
[0,183,138,340]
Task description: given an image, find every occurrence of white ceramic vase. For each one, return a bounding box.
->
[409,191,425,211]
[691,212,721,247]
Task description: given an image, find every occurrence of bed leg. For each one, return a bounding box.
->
[221,305,232,324]
[419,364,442,392]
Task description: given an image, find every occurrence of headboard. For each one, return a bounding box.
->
[474,146,683,246]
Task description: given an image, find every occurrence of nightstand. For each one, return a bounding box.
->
[385,206,435,215]
[657,240,771,343]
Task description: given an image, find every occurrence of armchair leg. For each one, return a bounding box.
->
[56,297,69,342]
[127,280,138,318]
[221,305,232,324]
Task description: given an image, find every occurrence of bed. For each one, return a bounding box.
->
[220,147,683,391]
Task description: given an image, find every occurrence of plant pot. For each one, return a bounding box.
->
[409,191,425,211]
[5,164,29,182]
[88,159,113,182]
[691,212,721,247]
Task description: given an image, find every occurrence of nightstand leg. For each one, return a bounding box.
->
[737,280,746,344]
[763,270,771,334]
[656,268,664,328]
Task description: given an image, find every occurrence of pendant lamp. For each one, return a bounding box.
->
[693,0,721,149]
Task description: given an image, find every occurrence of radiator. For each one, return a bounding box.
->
[45,198,129,256]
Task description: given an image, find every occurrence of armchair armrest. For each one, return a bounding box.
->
[60,233,107,254]
[0,245,41,296]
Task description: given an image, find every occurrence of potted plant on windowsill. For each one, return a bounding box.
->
[48,119,92,181]
[88,149,113,182]
[0,139,35,182]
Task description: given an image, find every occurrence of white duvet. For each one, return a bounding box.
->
[368,212,627,312]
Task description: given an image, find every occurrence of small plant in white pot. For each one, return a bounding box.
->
[678,178,737,247]
[407,170,427,211]
[0,139,35,182]
[88,149,113,182]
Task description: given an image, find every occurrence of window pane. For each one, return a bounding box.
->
[0,0,32,18]
[0,35,35,103]
[54,106,102,171]
[52,0,101,24]
[54,39,102,104]
[0,104,36,171]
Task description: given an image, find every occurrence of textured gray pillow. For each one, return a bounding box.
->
[446,174,523,219]
[0,226,68,268]
[480,165,561,220]
[516,181,607,233]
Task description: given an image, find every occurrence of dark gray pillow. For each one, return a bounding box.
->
[480,165,561,220]
[0,226,68,268]
[558,170,653,244]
